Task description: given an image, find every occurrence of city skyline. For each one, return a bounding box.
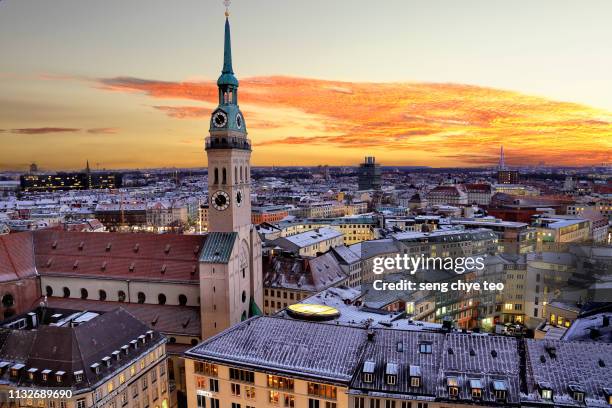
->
[1,0,612,170]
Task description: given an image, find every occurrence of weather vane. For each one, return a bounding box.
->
[224,0,231,17]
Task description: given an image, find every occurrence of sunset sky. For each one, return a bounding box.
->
[0,0,611,170]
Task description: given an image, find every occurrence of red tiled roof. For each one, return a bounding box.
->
[44,296,201,337]
[33,230,206,282]
[0,232,37,282]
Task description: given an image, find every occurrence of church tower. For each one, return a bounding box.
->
[199,5,263,339]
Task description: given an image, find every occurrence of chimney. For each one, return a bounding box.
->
[367,328,375,341]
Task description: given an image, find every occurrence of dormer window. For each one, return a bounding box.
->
[74,370,84,383]
[493,380,507,402]
[133,243,140,253]
[130,339,138,349]
[362,360,375,383]
[106,243,112,252]
[604,388,612,405]
[129,262,135,272]
[112,351,121,361]
[469,379,483,399]
[409,365,421,388]
[161,264,167,274]
[102,356,111,367]
[538,382,553,400]
[41,369,51,382]
[56,371,65,383]
[10,364,24,378]
[90,363,100,374]
[568,384,585,403]
[385,363,397,385]
[139,334,146,344]
[146,330,154,340]
[419,342,432,354]
[447,376,459,398]
[27,367,38,381]
[78,241,84,250]
[122,345,130,355]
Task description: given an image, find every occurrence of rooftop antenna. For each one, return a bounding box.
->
[224,0,231,16]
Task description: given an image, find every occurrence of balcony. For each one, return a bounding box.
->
[205,136,251,151]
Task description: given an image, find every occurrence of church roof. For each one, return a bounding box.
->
[199,232,237,264]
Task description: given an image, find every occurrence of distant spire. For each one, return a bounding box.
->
[499,146,505,170]
[86,160,91,173]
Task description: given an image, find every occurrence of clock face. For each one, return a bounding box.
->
[236,190,242,206]
[212,111,228,128]
[211,190,231,211]
[236,114,243,129]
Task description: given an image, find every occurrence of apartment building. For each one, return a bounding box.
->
[0,307,168,408]
[184,316,612,408]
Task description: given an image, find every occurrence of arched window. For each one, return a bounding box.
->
[99,290,107,301]
[242,290,247,303]
[63,287,70,298]
[228,91,233,103]
[137,292,146,304]
[178,294,187,306]
[240,166,243,182]
[2,293,14,308]
[158,293,167,305]
[235,166,238,182]
[45,286,53,297]
[118,291,126,302]
[223,92,228,104]
[214,168,219,184]
[80,288,88,300]
[222,168,227,184]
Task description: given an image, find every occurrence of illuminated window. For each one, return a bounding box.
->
[267,375,294,391]
[307,383,337,400]
[269,391,280,405]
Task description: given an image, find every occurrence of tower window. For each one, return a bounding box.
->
[235,166,238,182]
[240,166,243,181]
[222,168,227,184]
[214,168,219,184]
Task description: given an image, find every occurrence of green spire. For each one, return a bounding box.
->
[217,17,239,87]
[222,17,233,74]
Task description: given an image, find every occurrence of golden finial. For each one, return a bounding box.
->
[224,0,231,16]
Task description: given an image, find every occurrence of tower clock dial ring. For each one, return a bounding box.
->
[211,190,231,211]
[213,111,228,127]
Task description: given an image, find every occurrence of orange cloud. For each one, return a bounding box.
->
[11,127,80,134]
[95,76,612,167]
[87,127,119,134]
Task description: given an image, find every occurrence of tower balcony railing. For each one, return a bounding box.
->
[205,136,252,151]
